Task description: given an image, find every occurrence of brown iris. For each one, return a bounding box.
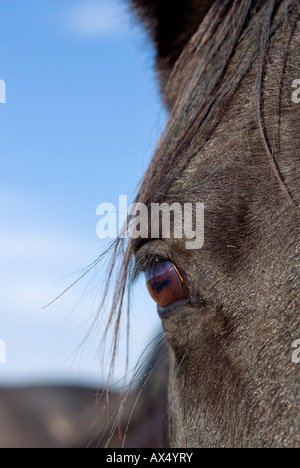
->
[145,260,191,308]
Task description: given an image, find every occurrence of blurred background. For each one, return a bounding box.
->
[0,0,167,447]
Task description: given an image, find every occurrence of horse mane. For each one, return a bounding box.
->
[99,0,299,377]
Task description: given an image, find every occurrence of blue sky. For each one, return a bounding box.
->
[0,0,165,386]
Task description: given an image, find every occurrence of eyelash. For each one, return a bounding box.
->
[133,254,167,282]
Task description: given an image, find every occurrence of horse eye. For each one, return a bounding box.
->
[145,260,190,308]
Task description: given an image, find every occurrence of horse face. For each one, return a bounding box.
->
[131,0,300,447]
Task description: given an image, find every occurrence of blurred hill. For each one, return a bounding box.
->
[0,341,167,448]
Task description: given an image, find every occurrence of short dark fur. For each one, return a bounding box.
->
[106,0,300,447]
[130,0,214,90]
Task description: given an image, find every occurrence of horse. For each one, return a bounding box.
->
[106,0,300,448]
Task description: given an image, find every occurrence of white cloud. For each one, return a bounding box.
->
[63,1,130,39]
[0,229,92,264]
[0,228,98,314]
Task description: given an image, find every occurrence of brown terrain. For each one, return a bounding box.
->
[0,346,167,448]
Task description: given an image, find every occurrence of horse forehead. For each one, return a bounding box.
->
[166,77,258,203]
[159,16,299,199]
[167,58,299,207]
